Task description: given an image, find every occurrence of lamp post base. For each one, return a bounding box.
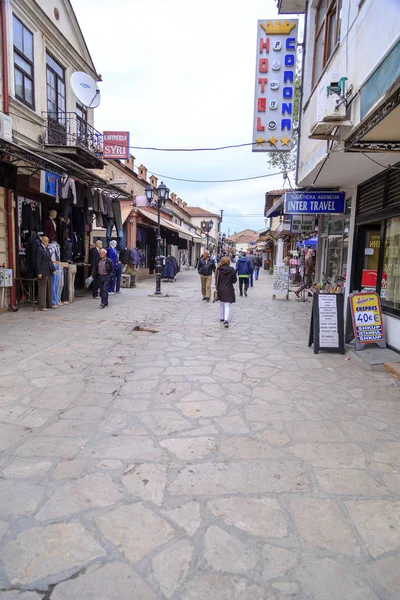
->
[148,293,169,298]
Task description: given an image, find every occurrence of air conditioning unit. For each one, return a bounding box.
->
[0,112,12,142]
[310,72,349,138]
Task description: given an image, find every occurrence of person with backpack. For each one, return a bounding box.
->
[236,251,253,297]
[247,250,257,286]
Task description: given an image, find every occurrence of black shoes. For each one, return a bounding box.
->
[244,290,247,297]
[100,304,105,309]
[202,297,207,301]
[224,321,229,328]
[220,319,224,322]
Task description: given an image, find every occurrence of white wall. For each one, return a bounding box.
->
[298,0,400,185]
[7,0,98,148]
[189,215,220,242]
[383,315,400,353]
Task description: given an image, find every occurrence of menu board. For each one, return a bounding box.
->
[349,291,386,350]
[272,265,289,299]
[309,293,345,354]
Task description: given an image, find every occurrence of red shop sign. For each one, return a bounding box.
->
[103,131,130,159]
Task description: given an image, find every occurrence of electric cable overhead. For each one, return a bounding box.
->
[148,169,295,184]
[128,142,255,152]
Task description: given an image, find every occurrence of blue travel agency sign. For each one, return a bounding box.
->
[284,192,345,214]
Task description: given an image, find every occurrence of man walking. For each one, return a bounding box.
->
[247,250,257,286]
[92,248,113,308]
[295,249,314,298]
[254,253,263,280]
[197,250,216,302]
[236,251,253,297]
[89,240,102,298]
[36,235,56,311]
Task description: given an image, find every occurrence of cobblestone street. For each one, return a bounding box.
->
[0,269,400,599]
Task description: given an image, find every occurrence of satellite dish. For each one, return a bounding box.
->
[70,72,101,108]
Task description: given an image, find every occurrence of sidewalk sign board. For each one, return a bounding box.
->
[272,265,289,300]
[308,293,345,354]
[349,291,386,350]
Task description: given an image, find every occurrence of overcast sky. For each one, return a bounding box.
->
[72,0,289,234]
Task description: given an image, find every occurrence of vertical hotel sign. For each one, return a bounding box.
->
[252,19,298,152]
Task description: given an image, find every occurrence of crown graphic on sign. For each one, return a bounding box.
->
[260,21,296,35]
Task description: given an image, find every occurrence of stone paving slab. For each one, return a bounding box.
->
[0,270,399,598]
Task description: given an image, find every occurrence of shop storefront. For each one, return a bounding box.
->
[351,165,400,351]
[14,158,131,307]
[318,199,351,283]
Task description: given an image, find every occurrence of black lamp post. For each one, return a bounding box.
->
[145,181,170,295]
[201,219,214,251]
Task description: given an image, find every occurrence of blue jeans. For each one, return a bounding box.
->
[249,274,254,286]
[116,263,122,292]
[52,265,59,306]
[106,223,126,251]
[255,267,260,280]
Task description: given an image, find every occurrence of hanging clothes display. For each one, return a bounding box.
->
[162,256,180,281]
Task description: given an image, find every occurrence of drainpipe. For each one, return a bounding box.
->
[295,1,308,187]
[1,0,17,310]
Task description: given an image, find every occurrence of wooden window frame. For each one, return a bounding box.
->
[46,51,66,125]
[312,0,342,89]
[13,15,35,109]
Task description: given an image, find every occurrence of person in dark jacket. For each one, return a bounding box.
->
[236,252,253,297]
[92,248,113,308]
[254,253,263,280]
[89,240,102,298]
[36,236,56,311]
[197,250,216,301]
[216,256,237,328]
[247,250,257,287]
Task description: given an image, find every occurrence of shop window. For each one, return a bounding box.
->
[46,52,66,126]
[381,218,400,309]
[312,0,342,87]
[13,15,34,108]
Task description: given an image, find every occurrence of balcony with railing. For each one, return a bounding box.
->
[42,112,104,169]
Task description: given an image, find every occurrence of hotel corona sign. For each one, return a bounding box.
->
[252,19,298,152]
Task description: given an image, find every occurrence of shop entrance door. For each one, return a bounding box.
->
[354,224,383,292]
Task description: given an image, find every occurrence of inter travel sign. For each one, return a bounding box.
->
[284,191,345,214]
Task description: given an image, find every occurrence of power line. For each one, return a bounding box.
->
[128,142,255,152]
[149,169,293,184]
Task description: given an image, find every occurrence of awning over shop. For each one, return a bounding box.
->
[265,195,284,217]
[34,149,132,198]
[137,208,180,233]
[0,139,67,176]
[173,224,193,241]
[121,204,134,224]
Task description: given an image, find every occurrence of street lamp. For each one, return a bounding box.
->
[201,219,214,250]
[146,181,169,295]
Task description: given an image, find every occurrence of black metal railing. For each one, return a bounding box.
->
[43,112,103,156]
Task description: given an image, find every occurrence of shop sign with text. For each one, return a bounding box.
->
[290,215,314,234]
[349,291,386,350]
[252,19,298,152]
[103,131,130,159]
[284,192,345,214]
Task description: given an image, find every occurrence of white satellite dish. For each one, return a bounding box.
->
[70,72,101,108]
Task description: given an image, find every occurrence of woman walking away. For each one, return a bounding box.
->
[216,256,237,328]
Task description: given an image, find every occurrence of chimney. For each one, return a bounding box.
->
[149,175,158,188]
[126,155,135,171]
[170,192,177,202]
[177,197,182,207]
[138,164,147,181]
